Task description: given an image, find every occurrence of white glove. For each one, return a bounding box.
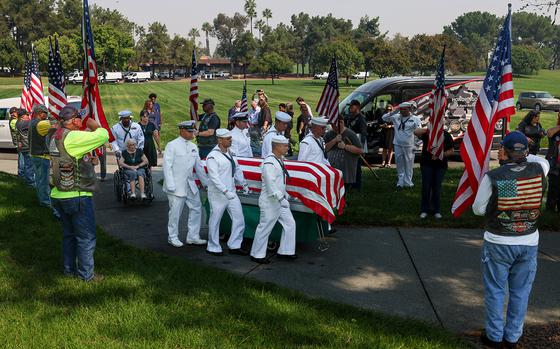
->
[225,191,236,200]
[242,184,250,195]
[166,185,176,192]
[280,198,290,208]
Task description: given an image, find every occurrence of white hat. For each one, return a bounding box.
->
[399,102,413,109]
[275,111,291,123]
[310,116,328,126]
[271,135,289,144]
[118,110,133,118]
[216,128,232,138]
[178,120,196,130]
[232,112,249,121]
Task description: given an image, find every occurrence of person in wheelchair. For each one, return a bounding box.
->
[118,138,149,200]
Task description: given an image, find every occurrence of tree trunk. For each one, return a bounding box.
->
[243,65,246,79]
[346,75,349,85]
[271,71,274,85]
[250,18,253,35]
[363,63,368,84]
[296,62,299,77]
[205,34,210,56]
[230,61,234,75]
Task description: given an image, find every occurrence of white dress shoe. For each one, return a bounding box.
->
[186,238,207,245]
[434,213,442,219]
[168,239,184,248]
[419,212,428,219]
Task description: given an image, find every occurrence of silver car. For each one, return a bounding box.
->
[516,91,560,112]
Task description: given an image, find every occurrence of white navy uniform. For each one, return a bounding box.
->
[261,126,282,158]
[111,121,145,152]
[230,127,253,158]
[206,146,248,253]
[298,133,330,165]
[163,137,208,244]
[382,111,421,187]
[250,154,296,258]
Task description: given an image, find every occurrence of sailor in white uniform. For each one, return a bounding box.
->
[250,135,297,264]
[230,112,253,158]
[261,111,291,158]
[297,116,330,165]
[206,129,250,256]
[162,121,208,247]
[110,110,145,155]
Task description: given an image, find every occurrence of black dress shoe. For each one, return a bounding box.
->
[250,256,270,264]
[327,228,337,235]
[228,248,249,256]
[276,253,298,260]
[206,250,224,257]
[480,331,503,348]
[503,340,517,349]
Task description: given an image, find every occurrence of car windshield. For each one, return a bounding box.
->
[338,91,372,116]
[536,92,553,98]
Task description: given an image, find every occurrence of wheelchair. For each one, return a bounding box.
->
[113,162,154,205]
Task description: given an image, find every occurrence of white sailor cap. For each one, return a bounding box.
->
[275,111,291,123]
[216,128,232,138]
[399,102,413,109]
[118,110,133,118]
[232,112,249,121]
[271,135,289,144]
[310,116,328,126]
[178,120,196,130]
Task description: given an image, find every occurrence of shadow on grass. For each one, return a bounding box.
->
[0,172,470,348]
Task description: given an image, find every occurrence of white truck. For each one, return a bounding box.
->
[125,71,151,83]
[100,71,123,83]
[68,71,83,84]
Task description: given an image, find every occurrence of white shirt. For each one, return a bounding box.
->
[472,154,550,246]
[206,146,247,194]
[298,133,329,165]
[382,112,421,147]
[162,137,208,197]
[110,121,145,152]
[261,126,283,158]
[261,154,288,202]
[230,127,253,158]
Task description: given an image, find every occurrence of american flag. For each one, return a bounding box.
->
[189,49,199,121]
[426,47,448,160]
[20,60,32,112]
[80,0,114,142]
[29,47,45,109]
[240,80,248,112]
[316,56,340,123]
[452,5,515,217]
[496,175,543,211]
[48,36,67,119]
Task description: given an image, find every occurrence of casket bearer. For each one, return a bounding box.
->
[230,112,253,157]
[297,116,330,165]
[250,135,296,263]
[206,128,250,256]
[261,111,291,158]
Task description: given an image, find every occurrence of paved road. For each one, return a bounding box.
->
[1,155,558,335]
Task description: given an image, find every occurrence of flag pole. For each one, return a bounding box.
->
[502,3,513,139]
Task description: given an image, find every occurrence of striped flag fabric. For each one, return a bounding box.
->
[20,60,32,111]
[80,0,114,142]
[316,56,340,124]
[240,80,248,112]
[496,175,543,211]
[47,36,67,119]
[452,5,515,217]
[189,49,199,121]
[29,47,45,109]
[426,47,448,160]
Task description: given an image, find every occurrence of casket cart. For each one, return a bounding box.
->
[201,157,345,246]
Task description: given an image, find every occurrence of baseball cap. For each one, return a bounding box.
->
[501,131,528,152]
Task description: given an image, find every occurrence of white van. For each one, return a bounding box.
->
[100,72,123,83]
[125,72,150,83]
[68,71,83,84]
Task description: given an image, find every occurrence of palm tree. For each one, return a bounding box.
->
[201,22,212,56]
[188,28,200,44]
[262,8,272,27]
[244,0,257,35]
[255,19,265,40]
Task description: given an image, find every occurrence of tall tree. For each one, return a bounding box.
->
[201,22,213,56]
[188,28,200,44]
[168,35,193,71]
[290,12,310,76]
[244,0,257,35]
[312,40,364,84]
[250,52,292,84]
[145,22,171,74]
[232,32,257,78]
[262,8,272,27]
[34,34,81,73]
[212,13,249,72]
[255,19,265,40]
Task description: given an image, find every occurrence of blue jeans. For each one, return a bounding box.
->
[21,152,35,186]
[30,156,51,207]
[481,241,538,343]
[420,165,446,214]
[52,196,97,281]
[17,151,25,178]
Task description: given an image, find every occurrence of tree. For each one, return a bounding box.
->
[55,0,82,37]
[212,13,249,72]
[406,34,476,75]
[201,22,213,55]
[250,52,292,84]
[254,19,265,40]
[290,12,310,76]
[144,22,171,73]
[312,40,364,84]
[232,32,257,78]
[262,8,272,27]
[512,12,555,46]
[244,0,257,35]
[34,34,81,73]
[0,37,24,75]
[305,15,353,75]
[512,45,545,75]
[364,38,411,78]
[188,28,200,44]
[168,35,193,71]
[259,23,296,66]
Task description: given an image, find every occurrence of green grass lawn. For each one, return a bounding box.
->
[0,172,469,349]
[338,167,558,231]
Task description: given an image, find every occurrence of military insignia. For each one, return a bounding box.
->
[498,212,510,220]
[529,209,540,220]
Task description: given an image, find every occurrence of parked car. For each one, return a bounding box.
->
[100,71,122,83]
[351,72,370,79]
[214,71,230,78]
[68,71,83,84]
[516,91,560,112]
[314,72,329,79]
[125,71,151,83]
[202,71,214,80]
[158,71,172,80]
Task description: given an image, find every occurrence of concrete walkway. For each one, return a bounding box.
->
[1,152,558,334]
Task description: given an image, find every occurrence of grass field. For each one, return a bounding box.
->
[0,172,470,349]
[1,70,559,145]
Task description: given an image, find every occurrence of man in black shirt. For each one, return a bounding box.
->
[345,100,368,189]
[197,98,221,159]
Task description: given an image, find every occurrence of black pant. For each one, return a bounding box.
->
[546,173,560,212]
[420,165,446,214]
[351,160,362,190]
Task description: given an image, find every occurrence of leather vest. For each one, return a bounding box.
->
[485,161,546,237]
[29,119,49,156]
[49,128,97,193]
[197,112,218,147]
[15,119,30,152]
